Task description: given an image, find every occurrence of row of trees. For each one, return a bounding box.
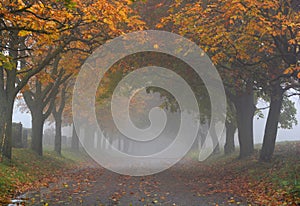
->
[160,0,300,161]
[104,0,300,161]
[0,0,144,160]
[98,0,300,161]
[0,0,299,162]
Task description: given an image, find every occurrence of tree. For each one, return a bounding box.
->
[71,123,80,151]
[224,100,237,155]
[161,0,258,158]
[162,0,300,160]
[279,96,298,129]
[52,81,69,155]
[57,78,80,151]
[50,50,86,155]
[0,0,73,159]
[0,0,144,159]
[23,58,70,156]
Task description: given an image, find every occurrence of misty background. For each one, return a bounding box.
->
[13,96,300,145]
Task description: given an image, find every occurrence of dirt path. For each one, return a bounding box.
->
[18,159,246,206]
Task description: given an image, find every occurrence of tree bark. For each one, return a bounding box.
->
[0,31,18,160]
[1,103,14,160]
[210,122,220,154]
[260,83,284,162]
[31,110,44,156]
[233,89,255,159]
[54,117,62,155]
[53,83,67,155]
[71,124,79,150]
[0,108,6,159]
[224,119,236,155]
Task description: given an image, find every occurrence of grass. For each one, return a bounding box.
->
[193,141,300,204]
[0,148,90,203]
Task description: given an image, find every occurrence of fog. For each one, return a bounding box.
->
[253,96,300,143]
[12,97,300,144]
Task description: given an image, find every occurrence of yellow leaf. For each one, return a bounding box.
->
[156,23,164,28]
[18,30,31,37]
[228,199,235,203]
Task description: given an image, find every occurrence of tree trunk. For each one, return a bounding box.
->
[210,122,220,154]
[0,108,6,160]
[224,120,236,155]
[198,121,209,149]
[260,83,284,162]
[83,126,94,149]
[0,32,18,160]
[123,137,130,153]
[53,82,67,155]
[3,112,13,159]
[31,111,44,156]
[71,124,79,150]
[54,117,62,155]
[233,90,255,159]
[24,76,65,156]
[0,99,14,160]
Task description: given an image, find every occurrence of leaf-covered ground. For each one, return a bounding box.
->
[0,149,90,205]
[1,142,300,205]
[11,161,246,205]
